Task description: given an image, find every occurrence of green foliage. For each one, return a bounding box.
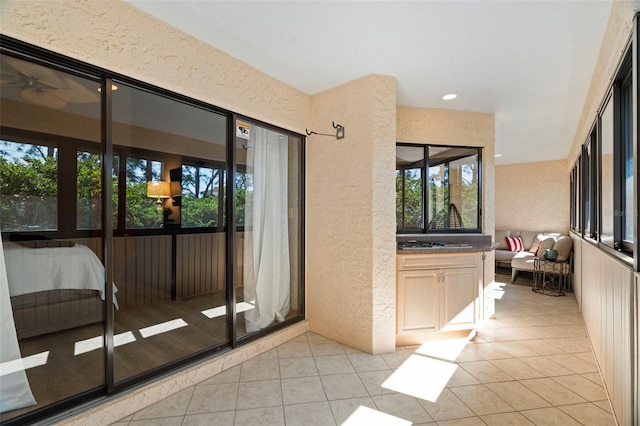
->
[0,147,58,231]
[0,155,57,197]
[1,142,257,232]
[182,193,218,227]
[396,169,422,228]
[125,182,163,229]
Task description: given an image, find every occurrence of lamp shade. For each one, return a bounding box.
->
[170,181,182,197]
[147,181,171,199]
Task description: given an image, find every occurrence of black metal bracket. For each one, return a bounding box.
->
[305,122,345,140]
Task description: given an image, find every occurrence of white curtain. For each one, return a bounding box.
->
[243,127,290,332]
[0,235,37,413]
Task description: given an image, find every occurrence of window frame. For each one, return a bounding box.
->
[178,159,226,231]
[1,36,307,426]
[396,142,482,234]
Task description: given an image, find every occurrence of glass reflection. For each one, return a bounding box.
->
[112,82,229,383]
[234,123,303,338]
[0,54,104,422]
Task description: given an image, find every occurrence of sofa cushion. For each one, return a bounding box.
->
[495,249,516,262]
[530,234,546,254]
[518,231,539,252]
[553,236,572,261]
[495,230,511,250]
[511,251,536,271]
[534,237,556,258]
[506,236,524,252]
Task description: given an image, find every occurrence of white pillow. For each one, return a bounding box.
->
[535,237,556,258]
[553,236,572,261]
[518,231,538,252]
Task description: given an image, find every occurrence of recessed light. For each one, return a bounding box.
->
[495,154,502,157]
[442,93,457,101]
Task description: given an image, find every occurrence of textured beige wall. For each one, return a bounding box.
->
[495,159,569,234]
[0,0,310,133]
[567,0,638,167]
[306,75,397,354]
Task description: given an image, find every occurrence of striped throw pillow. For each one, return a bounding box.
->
[505,236,524,252]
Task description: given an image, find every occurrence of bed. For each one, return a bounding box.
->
[3,240,118,339]
[1,239,117,413]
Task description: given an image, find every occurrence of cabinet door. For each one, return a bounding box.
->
[397,270,439,334]
[440,267,478,331]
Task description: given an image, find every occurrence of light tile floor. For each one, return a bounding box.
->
[111,277,615,425]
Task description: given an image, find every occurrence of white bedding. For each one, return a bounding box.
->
[3,242,118,308]
[1,241,118,413]
[0,241,36,413]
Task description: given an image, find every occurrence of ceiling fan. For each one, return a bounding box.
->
[1,57,99,109]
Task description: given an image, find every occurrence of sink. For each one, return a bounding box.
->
[398,240,473,250]
[398,241,445,250]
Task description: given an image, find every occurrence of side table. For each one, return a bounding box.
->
[533,258,569,296]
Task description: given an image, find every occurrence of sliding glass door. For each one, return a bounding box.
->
[0,54,105,420]
[111,82,230,384]
[234,119,303,339]
[0,45,305,424]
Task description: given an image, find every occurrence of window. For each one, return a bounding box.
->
[0,140,58,232]
[573,48,634,256]
[396,143,481,233]
[396,146,424,229]
[76,150,102,230]
[124,155,164,229]
[180,164,223,228]
[600,92,614,246]
[570,158,580,232]
[582,131,597,239]
[620,69,633,249]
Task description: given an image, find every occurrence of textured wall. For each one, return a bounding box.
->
[567,0,637,167]
[0,0,310,133]
[306,75,397,354]
[495,159,569,234]
[396,107,496,287]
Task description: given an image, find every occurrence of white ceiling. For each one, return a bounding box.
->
[125,0,613,165]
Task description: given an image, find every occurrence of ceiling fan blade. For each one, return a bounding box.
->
[50,76,99,104]
[19,88,67,109]
[7,57,65,89]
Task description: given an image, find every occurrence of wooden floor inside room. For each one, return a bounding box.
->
[4,288,269,421]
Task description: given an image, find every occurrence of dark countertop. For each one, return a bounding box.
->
[396,234,495,254]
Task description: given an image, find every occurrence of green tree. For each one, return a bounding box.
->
[396,168,422,229]
[0,142,57,231]
[125,182,163,228]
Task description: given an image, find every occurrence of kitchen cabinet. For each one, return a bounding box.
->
[397,252,481,337]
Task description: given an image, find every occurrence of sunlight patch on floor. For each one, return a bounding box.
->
[140,318,188,338]
[414,336,470,362]
[0,351,49,376]
[382,354,457,402]
[342,406,412,426]
[74,331,137,356]
[201,301,255,319]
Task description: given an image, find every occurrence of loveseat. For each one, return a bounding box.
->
[495,230,573,284]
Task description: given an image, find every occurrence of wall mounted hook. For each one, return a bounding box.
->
[305,122,345,140]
